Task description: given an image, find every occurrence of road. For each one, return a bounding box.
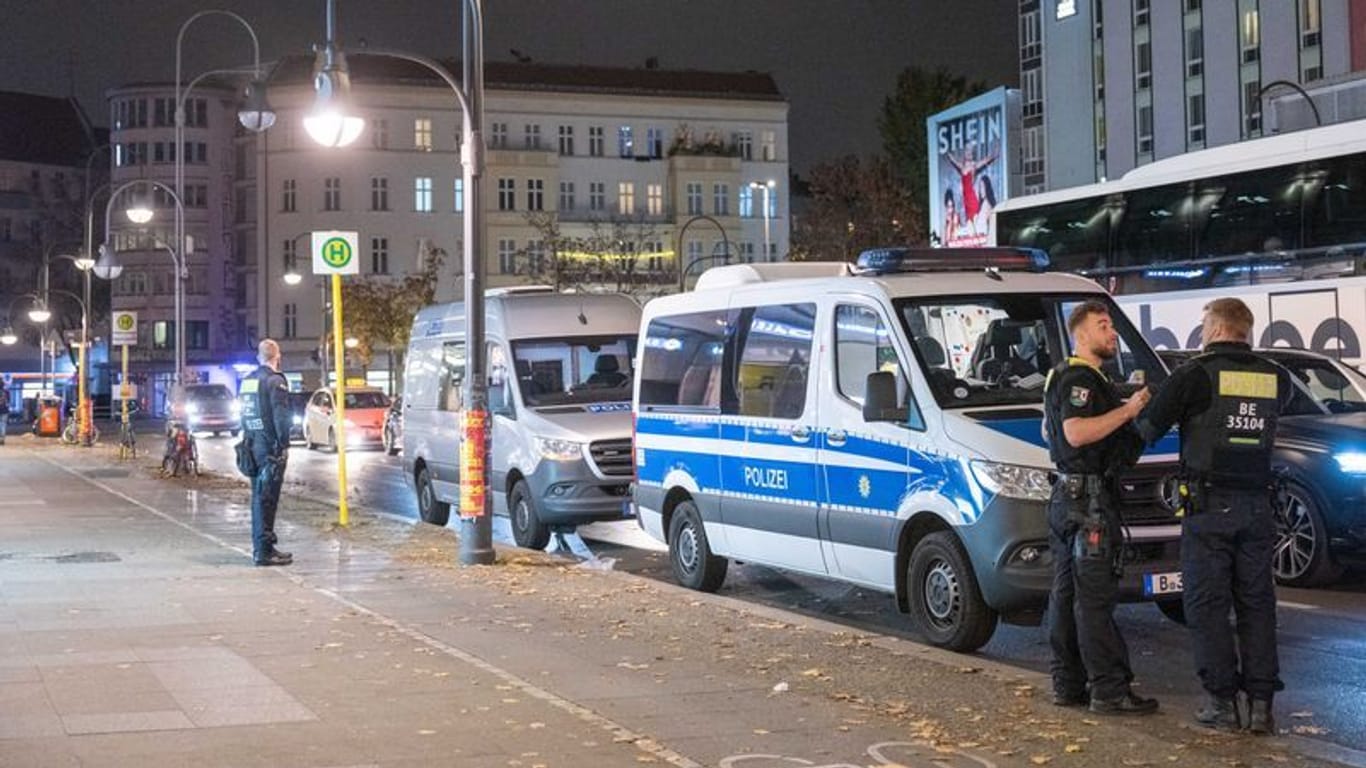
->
[191,432,1366,757]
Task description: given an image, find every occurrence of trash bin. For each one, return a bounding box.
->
[36,396,62,437]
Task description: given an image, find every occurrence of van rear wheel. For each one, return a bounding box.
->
[509,480,550,550]
[668,500,727,592]
[416,466,450,526]
[906,531,998,652]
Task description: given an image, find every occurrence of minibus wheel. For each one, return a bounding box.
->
[668,500,727,592]
[416,465,450,526]
[509,480,550,550]
[906,532,998,652]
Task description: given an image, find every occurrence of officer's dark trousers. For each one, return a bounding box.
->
[1047,487,1133,701]
[249,441,286,561]
[1181,488,1281,701]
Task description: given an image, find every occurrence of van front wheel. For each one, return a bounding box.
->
[509,480,550,550]
[668,500,727,592]
[906,531,998,652]
[416,466,450,526]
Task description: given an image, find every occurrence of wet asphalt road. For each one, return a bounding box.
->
[191,433,1366,756]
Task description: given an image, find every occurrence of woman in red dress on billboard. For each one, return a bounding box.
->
[946,145,999,237]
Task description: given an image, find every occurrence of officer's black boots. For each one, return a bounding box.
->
[1089,691,1159,716]
[1195,695,1240,731]
[1248,698,1275,735]
[1052,690,1089,708]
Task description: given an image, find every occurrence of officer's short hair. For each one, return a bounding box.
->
[257,338,280,365]
[1067,300,1110,335]
[1203,298,1254,339]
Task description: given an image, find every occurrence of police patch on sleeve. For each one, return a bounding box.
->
[1069,386,1091,407]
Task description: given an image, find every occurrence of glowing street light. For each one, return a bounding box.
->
[303,7,364,149]
[0,327,16,346]
[27,304,51,324]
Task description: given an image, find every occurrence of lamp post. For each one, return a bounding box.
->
[1249,79,1324,138]
[749,180,776,262]
[675,214,731,293]
[305,0,492,564]
[281,232,332,383]
[43,251,99,444]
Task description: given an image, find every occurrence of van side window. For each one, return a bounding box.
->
[639,311,729,411]
[438,341,466,412]
[834,304,924,429]
[736,303,815,419]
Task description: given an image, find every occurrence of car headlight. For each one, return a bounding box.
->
[1333,451,1366,475]
[536,436,583,461]
[970,460,1052,501]
[230,401,241,415]
[292,415,303,425]
[185,403,199,416]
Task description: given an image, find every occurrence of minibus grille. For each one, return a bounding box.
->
[589,439,634,477]
[1116,464,1181,525]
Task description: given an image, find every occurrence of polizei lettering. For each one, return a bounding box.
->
[743,466,790,491]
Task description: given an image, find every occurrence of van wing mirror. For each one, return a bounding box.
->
[863,371,908,423]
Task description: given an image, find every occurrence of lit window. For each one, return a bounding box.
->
[415,177,433,212]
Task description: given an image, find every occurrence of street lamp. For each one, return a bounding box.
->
[0,327,15,346]
[306,0,492,565]
[749,180,777,262]
[125,188,154,224]
[27,304,52,324]
[675,214,731,293]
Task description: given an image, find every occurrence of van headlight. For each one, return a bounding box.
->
[185,403,199,416]
[536,437,583,461]
[230,401,241,415]
[1333,451,1366,475]
[970,460,1052,501]
[292,415,303,425]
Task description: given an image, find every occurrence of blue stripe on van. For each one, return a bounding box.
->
[978,417,1181,455]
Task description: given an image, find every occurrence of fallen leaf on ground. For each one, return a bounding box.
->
[1064,744,1083,754]
[1030,756,1052,765]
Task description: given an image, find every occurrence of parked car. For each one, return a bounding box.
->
[382,394,403,455]
[1158,348,1366,586]
[302,387,391,451]
[286,391,311,442]
[173,383,241,437]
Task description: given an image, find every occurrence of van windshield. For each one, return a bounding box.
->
[894,293,1163,409]
[511,335,638,408]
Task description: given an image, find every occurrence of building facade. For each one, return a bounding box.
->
[1021,0,1366,192]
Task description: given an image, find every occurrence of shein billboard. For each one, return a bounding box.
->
[925,87,1021,249]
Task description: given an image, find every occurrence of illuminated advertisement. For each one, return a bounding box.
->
[926,87,1020,249]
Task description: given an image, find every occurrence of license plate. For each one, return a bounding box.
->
[1143,571,1183,596]
[622,501,635,518]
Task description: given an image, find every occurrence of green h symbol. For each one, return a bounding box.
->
[322,237,352,268]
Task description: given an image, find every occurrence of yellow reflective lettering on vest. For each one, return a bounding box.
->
[1217,370,1277,399]
[240,379,260,394]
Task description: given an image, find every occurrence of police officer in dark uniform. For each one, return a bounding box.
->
[1043,300,1158,716]
[1137,298,1293,734]
[239,339,293,566]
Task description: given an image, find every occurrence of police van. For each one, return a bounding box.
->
[403,288,639,548]
[631,249,1185,651]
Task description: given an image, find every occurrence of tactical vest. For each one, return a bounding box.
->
[1182,351,1282,485]
[238,366,276,441]
[1043,357,1110,472]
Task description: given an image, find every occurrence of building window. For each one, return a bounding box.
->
[372,118,389,149]
[761,130,776,161]
[1022,68,1043,117]
[324,177,341,211]
[415,177,433,212]
[558,125,574,155]
[618,125,634,157]
[524,124,541,150]
[415,118,433,151]
[1134,0,1149,26]
[588,126,605,157]
[498,238,516,275]
[526,240,546,275]
[1020,10,1042,61]
[283,303,297,339]
[647,183,663,216]
[738,241,755,262]
[589,181,605,211]
[1242,9,1261,61]
[498,178,515,211]
[647,127,664,158]
[686,239,704,267]
[1301,0,1321,45]
[454,179,465,212]
[371,237,389,274]
[735,130,753,160]
[1137,105,1153,154]
[527,179,544,211]
[283,239,298,275]
[739,185,754,217]
[491,122,508,149]
[1186,0,1201,11]
[713,183,729,216]
[1136,41,1152,89]
[618,182,635,215]
[1023,125,1045,176]
[1186,28,1204,77]
[371,177,389,211]
[559,181,575,211]
[281,179,296,212]
[1188,94,1206,144]
[686,182,703,215]
[1244,80,1263,133]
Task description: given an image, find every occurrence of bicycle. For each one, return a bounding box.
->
[161,420,199,477]
[60,410,99,446]
[118,419,137,460]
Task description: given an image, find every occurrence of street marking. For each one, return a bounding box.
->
[720,741,997,768]
[1278,600,1320,612]
[0,499,47,507]
[41,453,705,768]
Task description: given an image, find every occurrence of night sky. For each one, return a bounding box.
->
[0,0,1017,173]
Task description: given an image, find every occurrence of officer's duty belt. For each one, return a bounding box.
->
[1049,472,1106,499]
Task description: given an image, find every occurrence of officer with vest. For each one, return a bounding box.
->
[239,339,293,566]
[1137,298,1293,734]
[1043,300,1158,716]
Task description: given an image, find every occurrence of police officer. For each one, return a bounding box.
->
[239,339,293,566]
[1044,300,1158,716]
[1137,298,1293,734]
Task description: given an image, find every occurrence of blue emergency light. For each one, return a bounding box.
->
[855,247,1051,275]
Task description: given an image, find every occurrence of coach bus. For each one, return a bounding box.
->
[992,119,1366,365]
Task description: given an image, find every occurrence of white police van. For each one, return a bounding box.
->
[403,287,639,548]
[632,249,1184,651]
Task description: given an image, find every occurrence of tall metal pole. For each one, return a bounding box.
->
[459,0,494,565]
[331,273,349,526]
[80,267,91,444]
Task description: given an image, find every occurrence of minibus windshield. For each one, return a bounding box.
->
[512,335,638,407]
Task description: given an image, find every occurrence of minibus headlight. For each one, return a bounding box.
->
[536,437,584,461]
[970,460,1052,501]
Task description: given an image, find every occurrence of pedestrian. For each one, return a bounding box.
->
[1136,298,1293,734]
[239,339,293,567]
[1042,300,1158,716]
[0,377,10,445]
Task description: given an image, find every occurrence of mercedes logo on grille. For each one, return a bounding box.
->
[1157,474,1182,512]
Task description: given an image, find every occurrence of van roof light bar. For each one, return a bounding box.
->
[854,247,1051,275]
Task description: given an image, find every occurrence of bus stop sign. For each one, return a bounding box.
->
[312,231,360,275]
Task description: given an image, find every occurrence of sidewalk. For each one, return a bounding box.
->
[0,440,1353,768]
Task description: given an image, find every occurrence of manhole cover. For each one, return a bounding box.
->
[51,552,122,564]
[83,469,131,479]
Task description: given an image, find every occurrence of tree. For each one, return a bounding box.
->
[789,155,920,262]
[878,66,987,217]
[516,211,673,299]
[340,243,447,393]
